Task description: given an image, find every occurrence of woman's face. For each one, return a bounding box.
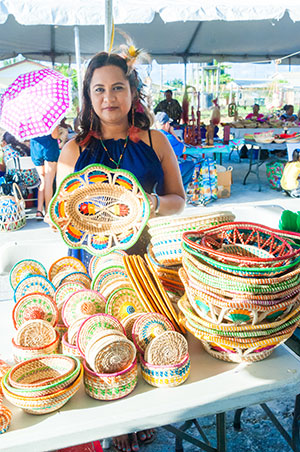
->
[89,65,133,126]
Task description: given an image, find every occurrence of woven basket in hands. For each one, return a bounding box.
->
[49,164,150,256]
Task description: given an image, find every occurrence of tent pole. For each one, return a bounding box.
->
[74,26,83,111]
[105,0,113,52]
[184,59,187,86]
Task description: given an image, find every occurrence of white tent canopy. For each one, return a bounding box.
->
[1,1,300,64]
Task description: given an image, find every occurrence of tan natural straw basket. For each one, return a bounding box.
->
[144,331,188,366]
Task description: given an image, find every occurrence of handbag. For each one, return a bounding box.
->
[0,183,26,232]
[186,157,218,206]
[265,160,285,191]
[6,155,40,188]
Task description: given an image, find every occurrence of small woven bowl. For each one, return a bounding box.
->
[1,365,83,415]
[14,319,57,348]
[144,331,188,366]
[61,332,82,360]
[0,405,12,434]
[83,359,138,401]
[12,331,60,363]
[8,355,78,390]
[13,293,59,329]
[140,354,190,388]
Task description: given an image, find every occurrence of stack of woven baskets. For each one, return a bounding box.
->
[76,314,138,401]
[132,312,190,387]
[179,222,300,363]
[147,211,235,300]
[1,355,82,414]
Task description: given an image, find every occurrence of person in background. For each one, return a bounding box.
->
[155,111,196,190]
[280,105,298,122]
[245,104,264,121]
[281,149,300,197]
[154,89,182,125]
[1,131,30,164]
[30,126,60,219]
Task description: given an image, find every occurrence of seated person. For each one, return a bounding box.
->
[154,89,182,125]
[155,112,195,189]
[245,104,264,121]
[280,105,298,122]
[281,149,300,198]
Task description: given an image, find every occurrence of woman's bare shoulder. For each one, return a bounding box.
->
[59,138,80,165]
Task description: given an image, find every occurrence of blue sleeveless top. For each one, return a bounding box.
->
[74,135,164,194]
[69,134,164,269]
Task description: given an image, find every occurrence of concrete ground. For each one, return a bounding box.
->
[0,151,299,452]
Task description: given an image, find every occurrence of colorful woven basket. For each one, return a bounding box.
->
[0,406,12,434]
[83,359,138,401]
[182,222,300,267]
[61,332,82,360]
[12,331,60,363]
[105,286,146,321]
[62,289,106,327]
[48,256,87,282]
[14,275,56,303]
[144,331,188,366]
[2,365,83,414]
[10,259,47,290]
[49,164,151,256]
[13,293,59,329]
[140,354,190,388]
[132,312,175,354]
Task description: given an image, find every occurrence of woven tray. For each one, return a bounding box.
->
[49,164,150,256]
[62,289,106,327]
[144,331,188,366]
[10,259,47,290]
[83,359,138,401]
[132,312,175,354]
[105,286,146,321]
[140,354,190,388]
[14,275,56,303]
[76,313,125,357]
[13,293,59,329]
[48,256,87,282]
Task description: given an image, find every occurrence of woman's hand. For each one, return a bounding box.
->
[44,212,58,232]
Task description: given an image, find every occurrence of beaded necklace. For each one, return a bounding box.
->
[100,136,129,169]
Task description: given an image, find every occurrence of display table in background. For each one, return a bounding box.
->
[184,139,244,165]
[230,127,300,140]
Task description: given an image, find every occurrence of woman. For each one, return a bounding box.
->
[56,51,185,452]
[31,126,60,219]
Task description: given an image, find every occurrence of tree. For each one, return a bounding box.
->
[54,64,79,115]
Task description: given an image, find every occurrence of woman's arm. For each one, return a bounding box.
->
[147,129,186,216]
[56,139,80,187]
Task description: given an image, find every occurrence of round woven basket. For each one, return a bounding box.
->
[85,331,136,374]
[62,289,106,327]
[144,331,188,366]
[12,331,60,363]
[15,319,57,347]
[61,332,82,360]
[10,259,47,290]
[14,274,56,303]
[5,356,81,397]
[89,250,128,278]
[83,359,138,401]
[13,293,59,329]
[1,365,83,415]
[105,286,146,321]
[48,256,87,282]
[0,406,12,434]
[132,312,175,354]
[59,272,91,289]
[91,265,128,292]
[140,354,190,388]
[76,313,125,358]
[121,313,143,342]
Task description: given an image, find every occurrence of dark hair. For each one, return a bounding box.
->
[165,89,172,96]
[2,132,29,156]
[292,149,300,161]
[76,52,152,146]
[253,103,259,108]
